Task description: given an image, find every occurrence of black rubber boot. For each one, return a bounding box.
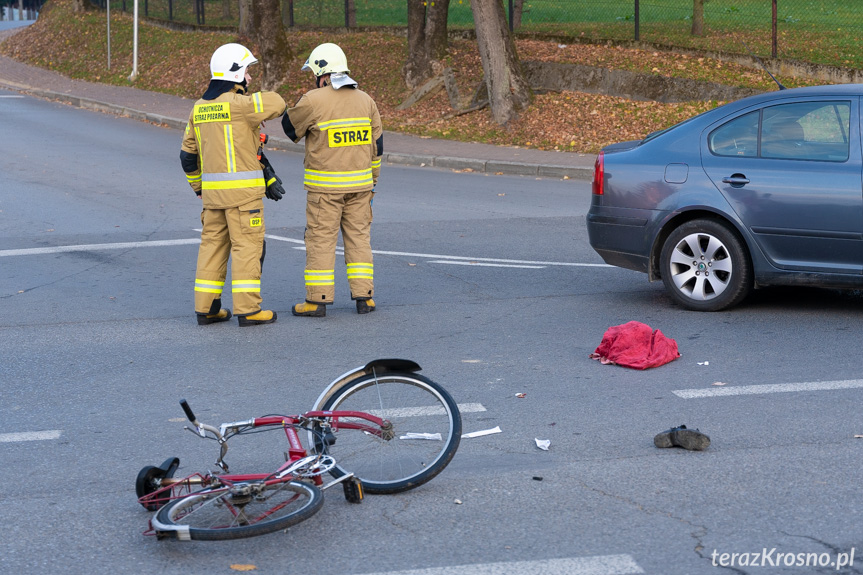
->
[237,310,277,326]
[292,301,326,317]
[356,298,376,314]
[197,299,232,325]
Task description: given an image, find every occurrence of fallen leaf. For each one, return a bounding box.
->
[515,393,526,398]
[230,566,257,572]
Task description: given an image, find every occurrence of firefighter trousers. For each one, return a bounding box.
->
[303,190,374,304]
[194,199,266,316]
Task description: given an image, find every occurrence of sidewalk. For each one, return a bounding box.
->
[0,28,595,180]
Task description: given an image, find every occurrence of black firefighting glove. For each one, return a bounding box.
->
[259,152,285,202]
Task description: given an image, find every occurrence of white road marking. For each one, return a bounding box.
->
[0,430,62,443]
[428,260,544,269]
[674,379,863,399]
[0,95,25,98]
[265,233,611,268]
[0,238,200,257]
[358,555,644,575]
[370,402,486,418]
[2,231,611,269]
[456,402,486,413]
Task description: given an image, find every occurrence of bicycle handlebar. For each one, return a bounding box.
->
[179,399,197,424]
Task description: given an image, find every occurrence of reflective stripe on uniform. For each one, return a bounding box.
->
[253,92,263,114]
[317,117,371,131]
[224,125,236,172]
[371,158,381,168]
[186,173,202,183]
[304,269,335,286]
[232,279,261,293]
[201,170,265,190]
[304,168,373,188]
[194,127,202,169]
[195,278,224,294]
[346,263,373,280]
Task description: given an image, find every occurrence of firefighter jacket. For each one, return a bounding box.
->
[282,85,382,193]
[181,86,286,209]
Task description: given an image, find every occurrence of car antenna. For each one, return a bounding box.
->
[741,40,786,90]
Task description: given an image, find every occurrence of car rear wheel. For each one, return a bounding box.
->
[660,219,752,311]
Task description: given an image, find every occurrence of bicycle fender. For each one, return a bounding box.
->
[311,359,422,411]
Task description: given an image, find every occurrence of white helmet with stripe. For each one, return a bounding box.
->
[302,43,350,77]
[210,43,258,82]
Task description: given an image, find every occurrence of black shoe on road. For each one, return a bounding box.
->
[654,425,710,451]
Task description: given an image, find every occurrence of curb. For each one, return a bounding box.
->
[0,79,594,181]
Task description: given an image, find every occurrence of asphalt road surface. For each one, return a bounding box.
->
[1,90,862,575]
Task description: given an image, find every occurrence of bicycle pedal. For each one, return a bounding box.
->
[343,477,364,504]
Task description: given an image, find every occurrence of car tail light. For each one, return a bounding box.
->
[592,151,604,196]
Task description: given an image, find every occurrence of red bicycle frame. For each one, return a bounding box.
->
[138,409,388,522]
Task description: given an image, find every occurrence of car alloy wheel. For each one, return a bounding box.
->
[660,219,752,311]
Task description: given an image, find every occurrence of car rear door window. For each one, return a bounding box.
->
[760,101,850,161]
[709,102,851,162]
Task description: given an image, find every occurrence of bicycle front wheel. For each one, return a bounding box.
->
[153,480,323,541]
[318,371,461,494]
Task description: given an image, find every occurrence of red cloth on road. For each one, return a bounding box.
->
[590,321,680,370]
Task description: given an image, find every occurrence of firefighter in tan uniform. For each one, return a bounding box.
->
[180,43,286,326]
[281,43,383,317]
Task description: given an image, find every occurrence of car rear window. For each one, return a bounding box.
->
[709,111,759,157]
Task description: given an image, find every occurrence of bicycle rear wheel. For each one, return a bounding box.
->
[317,371,461,494]
[153,480,322,541]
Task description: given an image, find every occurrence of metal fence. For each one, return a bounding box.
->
[92,0,863,69]
[1,0,44,20]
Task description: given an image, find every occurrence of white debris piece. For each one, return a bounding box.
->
[462,426,502,439]
[399,432,443,441]
[535,438,551,451]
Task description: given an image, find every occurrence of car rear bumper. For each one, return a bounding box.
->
[586,207,658,274]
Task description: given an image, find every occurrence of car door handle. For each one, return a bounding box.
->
[722,174,750,186]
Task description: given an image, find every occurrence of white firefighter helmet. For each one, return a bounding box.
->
[210,43,258,82]
[301,43,350,77]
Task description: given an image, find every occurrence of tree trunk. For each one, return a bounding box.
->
[403,0,431,90]
[691,0,705,36]
[243,0,292,91]
[513,0,524,30]
[70,0,86,12]
[470,0,530,127]
[238,0,252,37]
[403,0,450,90]
[426,0,449,60]
[222,0,231,20]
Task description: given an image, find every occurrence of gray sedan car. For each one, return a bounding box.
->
[587,83,863,311]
